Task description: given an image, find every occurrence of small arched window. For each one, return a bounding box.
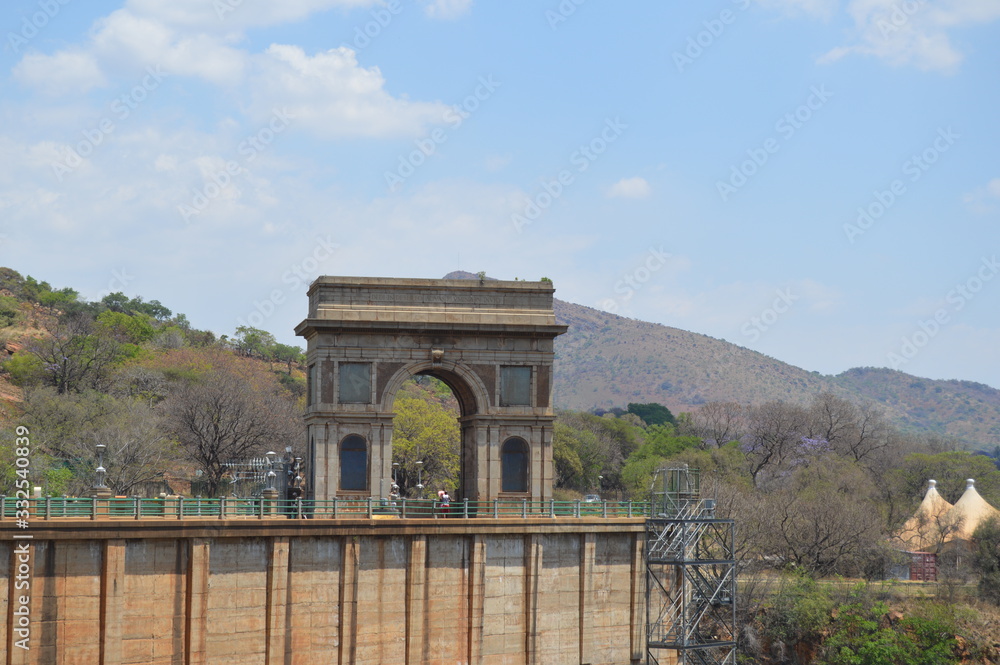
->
[501,437,529,493]
[340,435,368,491]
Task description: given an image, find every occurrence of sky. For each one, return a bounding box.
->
[1,0,998,389]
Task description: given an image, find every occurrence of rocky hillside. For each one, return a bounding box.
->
[442,272,1000,448]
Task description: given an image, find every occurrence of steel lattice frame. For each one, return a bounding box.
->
[646,512,737,665]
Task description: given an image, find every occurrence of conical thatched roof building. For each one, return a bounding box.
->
[943,478,1000,541]
[895,480,955,552]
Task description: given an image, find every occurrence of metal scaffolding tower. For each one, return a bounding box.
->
[646,467,736,665]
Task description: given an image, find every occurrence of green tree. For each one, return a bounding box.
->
[96,310,156,344]
[627,402,676,426]
[232,325,277,361]
[272,343,304,374]
[973,516,1000,605]
[894,451,1000,506]
[391,394,460,496]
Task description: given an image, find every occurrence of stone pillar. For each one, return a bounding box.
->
[265,538,289,665]
[524,534,542,665]
[339,537,359,665]
[630,532,645,662]
[405,536,426,665]
[579,533,596,665]
[100,540,125,665]
[185,539,210,665]
[467,535,486,665]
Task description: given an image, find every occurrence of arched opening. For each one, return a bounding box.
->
[501,437,529,493]
[389,375,461,500]
[339,435,368,491]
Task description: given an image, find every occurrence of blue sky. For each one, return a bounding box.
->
[1,0,998,389]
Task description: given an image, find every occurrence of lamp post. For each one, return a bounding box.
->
[262,451,279,513]
[415,460,424,499]
[91,444,112,499]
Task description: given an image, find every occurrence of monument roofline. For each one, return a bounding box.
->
[306,275,555,295]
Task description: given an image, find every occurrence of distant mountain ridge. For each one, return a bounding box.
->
[442,272,1000,448]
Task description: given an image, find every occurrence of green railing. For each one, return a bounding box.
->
[0,496,651,521]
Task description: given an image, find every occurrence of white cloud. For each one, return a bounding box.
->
[607,176,651,199]
[250,45,450,138]
[962,177,1000,213]
[755,0,841,20]
[123,0,379,32]
[422,0,473,20]
[12,2,450,139]
[13,51,107,95]
[817,0,1000,71]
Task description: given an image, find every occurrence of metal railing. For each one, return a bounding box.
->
[0,496,651,521]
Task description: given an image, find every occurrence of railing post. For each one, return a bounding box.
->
[333,498,339,520]
[574,500,581,518]
[549,498,555,518]
[134,497,140,520]
[493,498,499,519]
[296,498,303,519]
[627,501,633,518]
[91,497,98,520]
[178,497,184,520]
[602,500,607,519]
[401,498,407,519]
[367,497,373,519]
[521,499,527,519]
[45,497,51,520]
[219,496,226,519]
[0,496,5,521]
[463,498,469,519]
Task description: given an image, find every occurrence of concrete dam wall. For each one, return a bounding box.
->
[2,518,646,665]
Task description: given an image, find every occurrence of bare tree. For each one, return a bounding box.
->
[85,399,179,495]
[807,393,891,465]
[763,457,886,576]
[743,401,808,487]
[163,360,301,496]
[20,387,177,496]
[26,314,123,394]
[690,401,747,449]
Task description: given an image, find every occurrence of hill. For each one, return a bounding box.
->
[551,299,1000,448]
[443,271,1000,448]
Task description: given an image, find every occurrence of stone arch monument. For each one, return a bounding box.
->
[295,277,567,504]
